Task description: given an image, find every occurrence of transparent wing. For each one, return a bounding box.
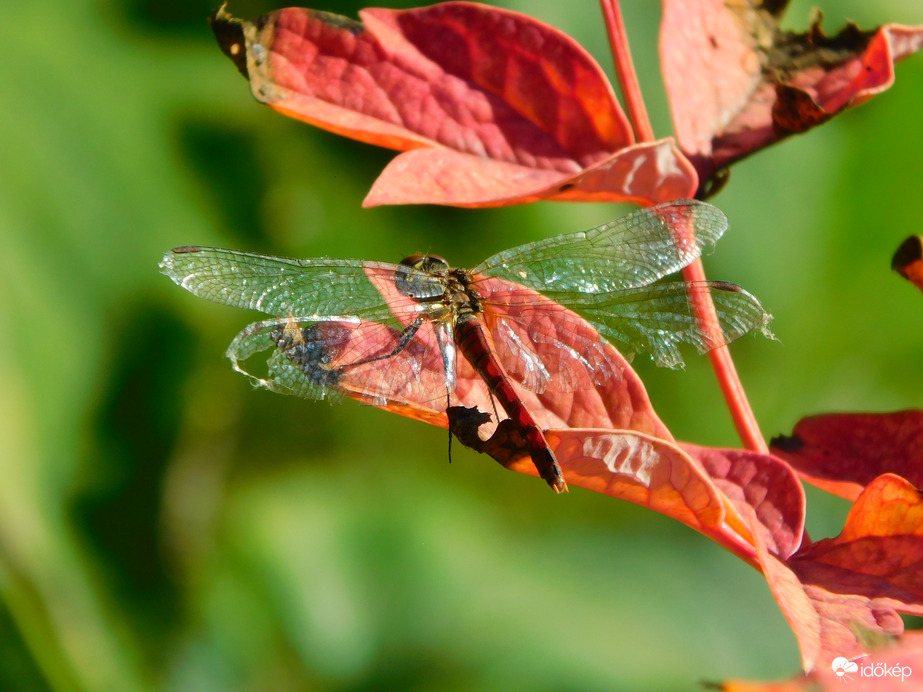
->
[471,199,728,293]
[227,315,452,407]
[159,246,438,325]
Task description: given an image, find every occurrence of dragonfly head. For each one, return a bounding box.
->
[399,254,449,272]
[395,254,450,301]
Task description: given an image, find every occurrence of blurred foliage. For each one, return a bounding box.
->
[0,0,921,690]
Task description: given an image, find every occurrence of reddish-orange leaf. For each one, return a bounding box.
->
[681,444,806,559]
[770,410,923,501]
[775,570,910,673]
[720,680,810,692]
[661,1,923,191]
[211,3,697,206]
[893,235,923,292]
[535,430,726,527]
[754,476,923,671]
[753,522,826,671]
[364,138,696,207]
[754,518,906,673]
[473,425,768,562]
[458,420,815,564]
[835,473,923,541]
[794,474,923,604]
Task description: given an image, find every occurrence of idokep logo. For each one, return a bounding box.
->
[830,656,912,683]
[831,657,859,681]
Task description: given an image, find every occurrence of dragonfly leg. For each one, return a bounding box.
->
[485,392,501,427]
[338,317,425,371]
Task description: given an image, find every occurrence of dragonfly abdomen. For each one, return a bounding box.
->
[454,314,566,493]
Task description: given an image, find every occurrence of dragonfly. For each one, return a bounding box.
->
[160,199,770,493]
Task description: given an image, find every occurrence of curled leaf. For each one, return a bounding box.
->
[465,421,762,559]
[757,527,906,674]
[661,1,923,190]
[456,415,817,565]
[793,474,923,606]
[365,138,696,207]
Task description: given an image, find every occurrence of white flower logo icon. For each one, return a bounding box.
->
[832,656,859,680]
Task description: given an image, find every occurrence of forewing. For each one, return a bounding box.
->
[227,315,452,411]
[471,199,728,293]
[160,246,431,325]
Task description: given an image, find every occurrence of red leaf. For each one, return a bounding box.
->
[472,426,767,561]
[753,528,826,672]
[661,1,923,189]
[753,475,923,672]
[681,444,806,559]
[211,3,697,206]
[536,430,727,528]
[770,410,923,501]
[832,473,923,541]
[893,235,923,293]
[457,421,813,563]
[755,520,905,673]
[364,138,696,207]
[793,474,923,607]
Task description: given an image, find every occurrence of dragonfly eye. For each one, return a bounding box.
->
[399,254,449,272]
[394,255,449,300]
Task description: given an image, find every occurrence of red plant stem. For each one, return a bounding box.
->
[599,0,655,142]
[600,0,767,453]
[681,260,769,454]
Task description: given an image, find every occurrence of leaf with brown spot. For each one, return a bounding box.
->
[661,0,923,191]
[770,410,923,501]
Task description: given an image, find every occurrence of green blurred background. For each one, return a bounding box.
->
[1,0,921,689]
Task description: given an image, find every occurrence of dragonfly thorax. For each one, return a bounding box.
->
[394,254,483,317]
